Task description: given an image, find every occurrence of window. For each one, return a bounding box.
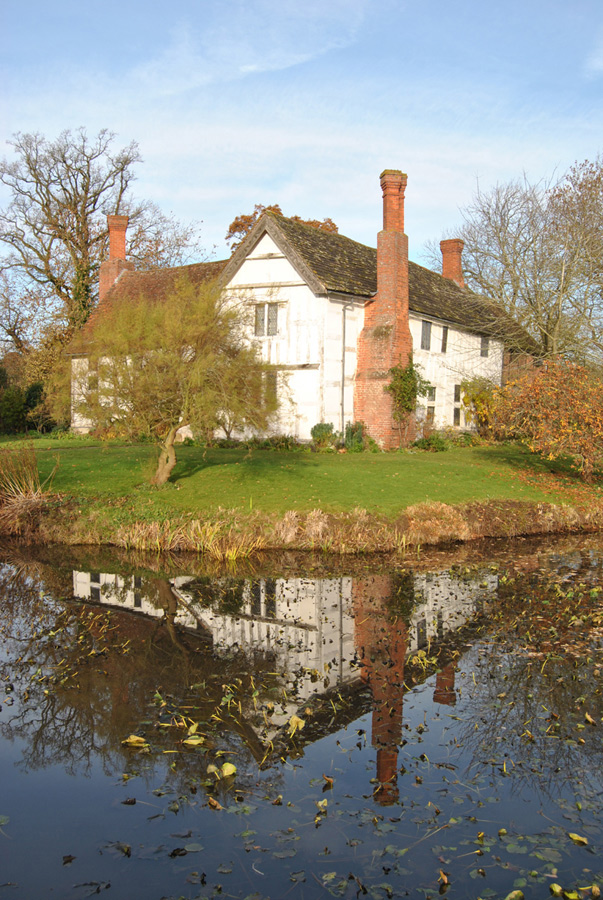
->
[427,386,436,402]
[480,335,489,358]
[454,384,461,403]
[421,320,432,351]
[441,326,448,353]
[426,406,435,425]
[255,302,278,336]
[453,407,461,426]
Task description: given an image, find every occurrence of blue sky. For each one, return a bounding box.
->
[2,0,603,263]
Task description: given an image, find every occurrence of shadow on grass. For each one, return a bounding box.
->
[171,447,318,484]
[471,442,603,486]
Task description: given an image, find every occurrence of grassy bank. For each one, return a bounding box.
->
[2,437,603,555]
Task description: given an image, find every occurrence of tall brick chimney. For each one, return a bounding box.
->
[440,238,465,288]
[353,170,413,448]
[99,214,133,302]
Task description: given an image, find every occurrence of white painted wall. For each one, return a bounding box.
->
[410,314,504,432]
[225,233,363,441]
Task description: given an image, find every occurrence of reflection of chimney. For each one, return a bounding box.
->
[433,661,457,705]
[353,575,408,806]
[440,239,465,288]
[99,214,133,302]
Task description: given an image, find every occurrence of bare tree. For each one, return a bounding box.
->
[0,129,204,335]
[424,163,603,361]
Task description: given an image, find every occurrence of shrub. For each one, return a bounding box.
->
[460,376,497,436]
[311,422,338,451]
[413,432,449,452]
[493,359,603,482]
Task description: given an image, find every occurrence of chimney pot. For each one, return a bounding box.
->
[440,238,465,288]
[379,169,407,233]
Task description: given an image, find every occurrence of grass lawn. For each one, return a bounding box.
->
[28,439,601,519]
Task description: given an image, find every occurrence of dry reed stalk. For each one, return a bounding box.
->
[0,442,57,535]
[404,501,471,546]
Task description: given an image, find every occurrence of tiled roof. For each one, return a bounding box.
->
[257,214,534,351]
[103,259,228,304]
[77,214,533,353]
[72,259,228,350]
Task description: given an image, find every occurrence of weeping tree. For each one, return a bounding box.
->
[73,277,279,485]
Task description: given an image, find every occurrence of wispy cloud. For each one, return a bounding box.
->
[130,0,368,97]
[585,34,603,76]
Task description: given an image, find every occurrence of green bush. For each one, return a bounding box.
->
[413,433,449,452]
[311,422,338,451]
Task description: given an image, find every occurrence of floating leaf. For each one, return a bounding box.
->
[182,734,204,747]
[208,797,223,810]
[221,762,237,778]
[549,885,563,897]
[0,816,9,826]
[121,734,149,750]
[568,832,588,845]
[184,843,204,853]
[288,715,305,736]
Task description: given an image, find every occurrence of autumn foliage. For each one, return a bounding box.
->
[493,359,603,482]
[225,204,338,251]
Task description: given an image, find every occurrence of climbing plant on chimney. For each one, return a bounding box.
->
[385,356,432,443]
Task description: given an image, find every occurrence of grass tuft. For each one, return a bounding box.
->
[0,443,57,535]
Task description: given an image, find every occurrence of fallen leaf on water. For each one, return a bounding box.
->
[121,734,149,751]
[568,832,588,845]
[221,762,237,778]
[288,715,305,736]
[208,797,223,810]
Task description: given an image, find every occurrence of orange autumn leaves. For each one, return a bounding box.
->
[494,359,603,482]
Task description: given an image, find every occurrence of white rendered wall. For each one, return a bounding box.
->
[410,315,504,430]
[225,233,363,440]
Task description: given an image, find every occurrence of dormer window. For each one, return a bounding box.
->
[255,302,278,336]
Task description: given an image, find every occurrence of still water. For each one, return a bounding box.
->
[1,536,603,899]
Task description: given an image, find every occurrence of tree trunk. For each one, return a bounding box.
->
[151,426,179,486]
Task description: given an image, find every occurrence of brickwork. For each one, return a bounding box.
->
[354,171,413,448]
[440,238,465,288]
[98,215,134,303]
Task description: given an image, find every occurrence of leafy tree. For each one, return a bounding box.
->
[460,376,497,436]
[225,203,338,251]
[385,356,432,445]
[0,128,204,335]
[493,359,603,482]
[73,277,279,485]
[425,159,603,361]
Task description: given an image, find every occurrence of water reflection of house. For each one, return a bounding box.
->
[73,568,496,691]
[73,566,498,801]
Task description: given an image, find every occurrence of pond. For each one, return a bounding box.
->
[1,536,603,899]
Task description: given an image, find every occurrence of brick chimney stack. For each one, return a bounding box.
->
[99,214,133,302]
[440,238,465,288]
[353,169,414,448]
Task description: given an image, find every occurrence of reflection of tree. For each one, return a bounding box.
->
[452,562,603,801]
[0,565,285,795]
